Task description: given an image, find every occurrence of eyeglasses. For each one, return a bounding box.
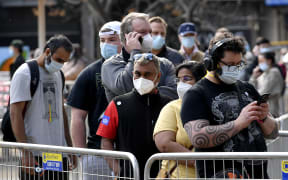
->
[133,53,154,61]
[219,60,246,69]
[176,76,194,83]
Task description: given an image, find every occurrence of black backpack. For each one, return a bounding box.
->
[1,60,65,142]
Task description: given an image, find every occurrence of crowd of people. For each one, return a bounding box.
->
[6,11,286,179]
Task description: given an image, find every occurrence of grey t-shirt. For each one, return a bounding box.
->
[10,63,67,147]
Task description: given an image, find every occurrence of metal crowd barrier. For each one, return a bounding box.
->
[266,130,288,179]
[277,113,288,131]
[144,130,288,180]
[144,152,288,180]
[0,141,140,180]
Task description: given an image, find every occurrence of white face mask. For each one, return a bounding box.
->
[45,55,64,73]
[133,77,157,95]
[217,65,242,84]
[177,81,193,99]
[141,34,153,53]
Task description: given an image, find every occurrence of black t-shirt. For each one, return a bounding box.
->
[10,55,25,79]
[181,78,268,178]
[67,58,108,149]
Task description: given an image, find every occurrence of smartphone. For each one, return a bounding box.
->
[258,69,263,73]
[257,93,270,105]
[125,33,143,44]
[138,36,143,44]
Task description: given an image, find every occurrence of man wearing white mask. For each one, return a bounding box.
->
[178,22,204,62]
[97,53,171,180]
[149,16,184,66]
[67,21,122,180]
[181,33,278,178]
[10,35,74,179]
[101,12,177,102]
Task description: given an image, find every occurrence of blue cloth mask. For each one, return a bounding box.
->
[100,43,118,59]
[152,35,165,50]
[181,36,195,48]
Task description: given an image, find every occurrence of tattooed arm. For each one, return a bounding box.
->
[184,101,262,148]
[259,116,279,139]
[256,103,279,139]
[184,120,241,148]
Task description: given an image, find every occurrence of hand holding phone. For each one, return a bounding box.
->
[252,66,263,79]
[257,93,270,105]
[138,36,143,44]
[125,32,142,51]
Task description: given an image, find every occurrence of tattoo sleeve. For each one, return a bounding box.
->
[264,121,279,139]
[184,120,238,148]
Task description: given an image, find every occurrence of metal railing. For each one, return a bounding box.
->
[0,141,140,180]
[144,130,288,180]
[266,130,288,179]
[144,152,288,180]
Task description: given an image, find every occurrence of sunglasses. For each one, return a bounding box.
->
[133,53,154,61]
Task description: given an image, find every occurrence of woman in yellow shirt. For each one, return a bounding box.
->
[153,61,206,178]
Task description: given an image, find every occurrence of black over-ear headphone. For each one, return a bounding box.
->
[203,38,233,71]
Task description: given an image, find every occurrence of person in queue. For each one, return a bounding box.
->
[153,61,206,179]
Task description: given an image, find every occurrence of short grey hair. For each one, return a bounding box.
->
[120,12,149,45]
[134,54,160,74]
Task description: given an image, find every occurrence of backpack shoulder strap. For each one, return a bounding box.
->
[26,60,40,97]
[60,70,65,92]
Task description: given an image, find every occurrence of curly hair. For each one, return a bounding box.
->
[208,32,245,62]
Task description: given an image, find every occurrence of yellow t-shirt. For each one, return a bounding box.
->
[153,99,196,178]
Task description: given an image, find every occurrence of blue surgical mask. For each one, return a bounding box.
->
[45,55,64,73]
[259,62,269,72]
[181,36,195,48]
[100,43,118,59]
[152,35,165,50]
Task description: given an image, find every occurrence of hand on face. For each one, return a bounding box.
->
[125,32,142,53]
[252,66,263,78]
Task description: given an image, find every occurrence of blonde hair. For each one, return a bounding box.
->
[149,16,167,28]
